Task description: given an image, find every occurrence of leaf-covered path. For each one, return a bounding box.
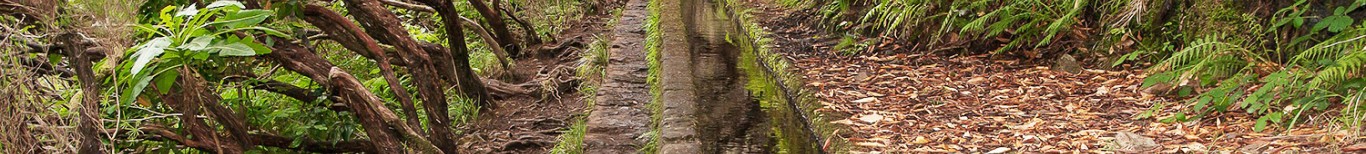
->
[744,0,1358,153]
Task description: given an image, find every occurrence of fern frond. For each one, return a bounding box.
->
[1291,29,1366,67]
[1152,37,1229,72]
[1036,0,1085,47]
[1309,50,1366,89]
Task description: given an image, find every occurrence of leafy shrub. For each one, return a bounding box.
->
[119,1,284,104]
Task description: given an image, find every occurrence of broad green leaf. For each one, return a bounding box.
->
[131,37,172,75]
[212,10,273,28]
[207,1,245,9]
[214,26,288,38]
[210,42,257,56]
[1195,96,1212,111]
[181,35,214,50]
[175,5,199,17]
[1254,112,1283,132]
[1254,116,1268,131]
[244,41,272,54]
[1160,112,1186,123]
[1325,15,1355,32]
[1292,18,1304,28]
[119,72,155,104]
[256,27,288,37]
[1177,87,1193,97]
[47,54,62,65]
[154,70,180,94]
[192,50,211,60]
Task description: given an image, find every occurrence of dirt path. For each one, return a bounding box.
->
[746,0,1352,153]
[455,3,624,153]
[657,0,770,153]
[582,0,651,153]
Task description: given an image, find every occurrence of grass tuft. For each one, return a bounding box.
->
[548,34,614,154]
[640,0,665,152]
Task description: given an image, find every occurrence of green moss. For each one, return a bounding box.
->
[720,1,851,153]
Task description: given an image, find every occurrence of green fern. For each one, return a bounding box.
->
[955,0,1089,53]
[1291,29,1366,67]
[1151,26,1366,131]
[856,0,934,37]
[1148,35,1255,84]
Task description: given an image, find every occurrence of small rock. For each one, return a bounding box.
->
[1113,131,1160,153]
[1053,54,1083,74]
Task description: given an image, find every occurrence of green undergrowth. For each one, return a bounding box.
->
[548,7,622,154]
[641,0,665,152]
[1134,1,1366,132]
[511,0,591,41]
[722,0,850,153]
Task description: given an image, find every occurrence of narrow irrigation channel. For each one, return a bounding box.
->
[576,0,842,153]
[643,0,846,153]
[721,3,842,154]
[654,0,769,153]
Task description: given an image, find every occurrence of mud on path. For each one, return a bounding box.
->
[582,0,652,153]
[657,0,770,153]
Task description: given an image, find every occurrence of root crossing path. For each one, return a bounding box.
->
[657,0,770,153]
[583,0,652,153]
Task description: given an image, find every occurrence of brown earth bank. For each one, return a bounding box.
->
[745,0,1362,153]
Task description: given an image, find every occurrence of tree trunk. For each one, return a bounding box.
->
[264,42,440,153]
[467,0,521,57]
[62,32,105,154]
[159,67,246,154]
[339,0,461,152]
[300,5,426,134]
